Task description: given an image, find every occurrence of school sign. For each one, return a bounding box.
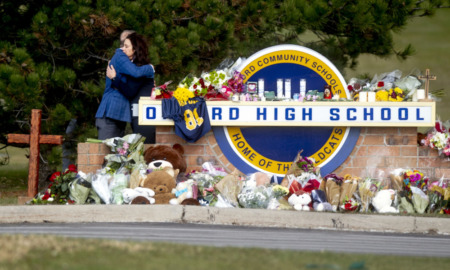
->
[139,45,435,177]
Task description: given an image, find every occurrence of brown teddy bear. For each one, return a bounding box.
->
[143,144,187,175]
[138,167,179,204]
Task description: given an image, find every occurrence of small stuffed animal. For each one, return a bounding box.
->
[311,189,333,212]
[122,187,156,204]
[288,192,312,211]
[139,167,179,204]
[143,144,187,174]
[170,179,196,205]
[372,189,399,213]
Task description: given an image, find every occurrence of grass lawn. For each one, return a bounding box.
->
[0,145,28,205]
[344,8,450,128]
[0,234,449,270]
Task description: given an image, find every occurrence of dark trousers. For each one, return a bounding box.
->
[131,117,155,144]
[96,117,127,140]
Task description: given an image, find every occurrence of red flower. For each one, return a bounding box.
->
[49,172,61,182]
[377,81,384,88]
[42,192,50,200]
[68,164,77,173]
[347,85,353,91]
[443,209,450,215]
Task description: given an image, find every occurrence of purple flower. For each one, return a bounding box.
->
[410,173,421,182]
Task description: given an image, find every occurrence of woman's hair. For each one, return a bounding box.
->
[126,33,150,66]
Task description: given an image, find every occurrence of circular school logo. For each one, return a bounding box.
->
[213,45,360,177]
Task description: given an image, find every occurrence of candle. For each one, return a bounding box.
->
[240,93,246,102]
[277,79,283,98]
[300,79,306,97]
[284,79,291,99]
[367,92,376,102]
[258,79,265,97]
[359,91,368,102]
[417,89,425,100]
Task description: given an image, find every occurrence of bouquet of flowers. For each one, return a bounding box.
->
[178,70,230,100]
[152,81,173,99]
[340,196,359,212]
[402,169,428,198]
[421,120,450,157]
[428,180,450,214]
[31,164,78,204]
[238,185,272,209]
[87,134,146,174]
[189,171,223,206]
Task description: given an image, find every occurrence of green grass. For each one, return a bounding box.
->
[0,234,448,270]
[0,144,29,205]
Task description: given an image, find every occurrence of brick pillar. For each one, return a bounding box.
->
[77,143,110,174]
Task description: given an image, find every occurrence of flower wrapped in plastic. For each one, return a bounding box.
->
[357,178,378,212]
[91,170,113,204]
[238,185,272,209]
[427,180,450,214]
[319,173,344,211]
[109,166,130,205]
[338,174,360,210]
[401,169,428,199]
[87,134,146,174]
[215,170,243,207]
[69,171,101,204]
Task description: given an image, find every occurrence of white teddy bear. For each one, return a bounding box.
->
[170,179,195,205]
[122,187,156,204]
[288,193,312,211]
[372,189,398,213]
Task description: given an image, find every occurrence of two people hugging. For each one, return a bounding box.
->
[95,30,156,143]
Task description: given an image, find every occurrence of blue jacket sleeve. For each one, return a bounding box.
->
[112,49,154,78]
[111,73,143,100]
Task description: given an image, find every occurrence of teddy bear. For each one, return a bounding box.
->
[143,144,187,175]
[288,192,312,211]
[170,179,196,205]
[122,187,156,204]
[311,189,333,212]
[372,189,399,213]
[138,167,179,204]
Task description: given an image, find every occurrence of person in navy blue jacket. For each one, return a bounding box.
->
[95,31,155,140]
[106,33,156,143]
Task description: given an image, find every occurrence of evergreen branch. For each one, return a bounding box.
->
[87,53,109,62]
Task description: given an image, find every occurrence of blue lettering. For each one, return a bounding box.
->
[212,108,222,120]
[417,108,424,120]
[146,107,156,119]
[230,108,239,120]
[302,108,312,121]
[257,108,267,120]
[347,108,357,121]
[381,108,391,120]
[274,108,278,121]
[330,108,340,121]
[286,108,295,120]
[364,108,374,121]
[399,108,408,120]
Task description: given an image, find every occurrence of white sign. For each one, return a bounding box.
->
[139,99,435,127]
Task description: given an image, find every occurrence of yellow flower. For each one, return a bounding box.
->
[173,87,194,105]
[388,87,404,102]
[376,90,389,101]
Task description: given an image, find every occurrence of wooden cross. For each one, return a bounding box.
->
[7,109,63,199]
[419,69,436,102]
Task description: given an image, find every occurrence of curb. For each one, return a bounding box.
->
[1,205,449,235]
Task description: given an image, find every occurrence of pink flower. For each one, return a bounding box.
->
[122,142,129,150]
[118,148,127,155]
